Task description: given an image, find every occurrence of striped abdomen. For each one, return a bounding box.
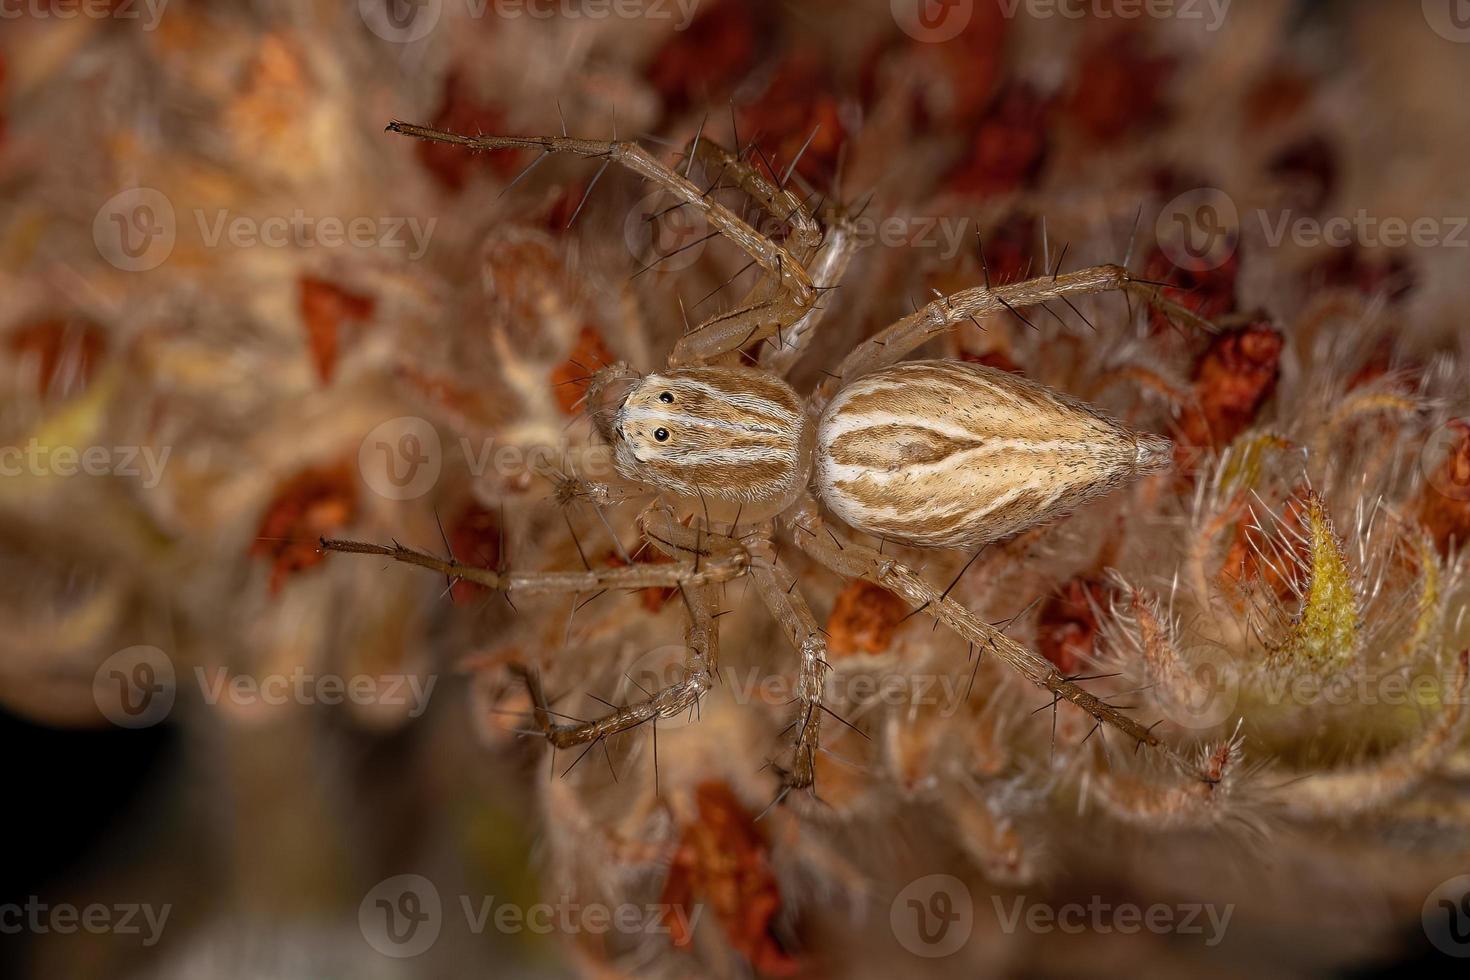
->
[815,360,1171,549]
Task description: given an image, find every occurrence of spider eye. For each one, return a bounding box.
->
[659,391,674,403]
[654,428,670,442]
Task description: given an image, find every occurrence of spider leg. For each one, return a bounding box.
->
[687,138,822,252]
[749,552,830,790]
[811,264,1185,411]
[514,580,722,750]
[319,535,746,594]
[662,137,849,366]
[384,122,816,367]
[783,496,1181,764]
[760,214,862,378]
[662,137,838,369]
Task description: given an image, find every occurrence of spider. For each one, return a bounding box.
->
[324,120,1182,795]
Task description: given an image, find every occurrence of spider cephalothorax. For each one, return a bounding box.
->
[325,119,1192,793]
[609,367,810,507]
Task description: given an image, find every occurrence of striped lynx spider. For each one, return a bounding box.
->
[325,120,1177,795]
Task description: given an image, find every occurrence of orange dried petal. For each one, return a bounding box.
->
[826,580,909,657]
[659,782,797,975]
[550,325,616,415]
[300,277,375,384]
[251,461,358,593]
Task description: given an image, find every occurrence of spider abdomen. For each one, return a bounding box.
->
[814,360,1171,549]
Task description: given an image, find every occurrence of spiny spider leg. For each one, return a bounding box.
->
[663,136,834,368]
[385,122,815,367]
[686,138,822,252]
[784,496,1182,765]
[748,549,832,790]
[814,264,1165,410]
[318,535,747,594]
[514,580,721,750]
[760,214,862,378]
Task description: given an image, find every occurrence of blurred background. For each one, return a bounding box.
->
[4,1,1470,977]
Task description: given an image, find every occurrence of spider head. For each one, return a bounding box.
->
[607,367,808,506]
